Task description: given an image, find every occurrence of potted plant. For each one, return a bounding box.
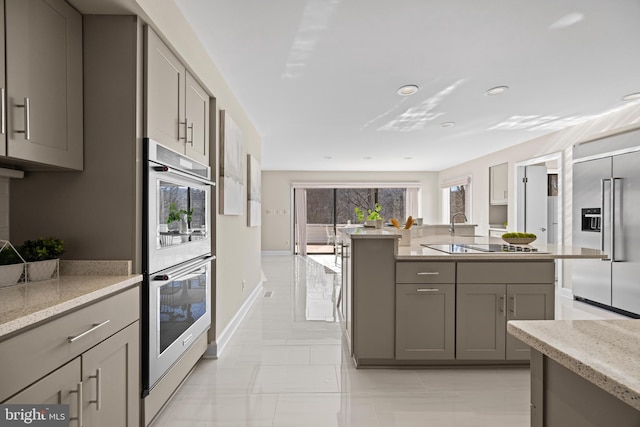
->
[355,203,384,228]
[0,240,26,287]
[18,237,65,282]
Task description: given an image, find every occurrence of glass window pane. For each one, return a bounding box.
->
[306,189,334,224]
[336,188,375,224]
[450,185,467,221]
[377,188,405,221]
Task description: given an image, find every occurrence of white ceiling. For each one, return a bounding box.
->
[175,0,640,172]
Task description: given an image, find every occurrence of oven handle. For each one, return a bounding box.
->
[151,164,215,186]
[153,255,215,281]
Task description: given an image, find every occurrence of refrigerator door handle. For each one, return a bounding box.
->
[612,177,623,262]
[601,179,611,261]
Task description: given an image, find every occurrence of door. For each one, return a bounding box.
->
[524,165,549,242]
[4,357,80,421]
[506,284,555,360]
[82,322,139,427]
[184,72,209,164]
[145,26,186,153]
[396,284,455,360]
[611,151,640,314]
[6,0,83,170]
[456,284,505,360]
[572,157,612,305]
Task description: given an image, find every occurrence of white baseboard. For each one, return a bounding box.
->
[559,287,574,299]
[206,280,264,358]
[261,250,292,256]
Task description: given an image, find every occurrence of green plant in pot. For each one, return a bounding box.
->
[355,203,384,228]
[167,203,193,234]
[18,237,65,282]
[0,241,26,286]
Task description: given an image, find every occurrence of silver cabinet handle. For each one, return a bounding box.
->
[188,122,194,145]
[612,178,621,262]
[513,295,517,318]
[68,320,110,343]
[499,295,506,317]
[417,288,439,292]
[179,118,188,141]
[15,97,31,140]
[70,381,83,427]
[89,368,102,410]
[417,272,439,275]
[1,88,5,135]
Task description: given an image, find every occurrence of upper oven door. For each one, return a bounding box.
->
[145,150,213,274]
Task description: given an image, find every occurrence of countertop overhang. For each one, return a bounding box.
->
[340,227,608,261]
[508,319,640,411]
[0,260,142,339]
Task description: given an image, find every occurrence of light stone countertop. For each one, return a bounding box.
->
[508,319,640,410]
[340,227,607,260]
[0,260,142,339]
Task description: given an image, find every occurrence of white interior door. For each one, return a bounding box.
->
[524,165,548,242]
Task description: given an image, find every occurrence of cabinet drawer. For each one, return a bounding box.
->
[396,262,455,284]
[0,286,140,402]
[457,262,554,284]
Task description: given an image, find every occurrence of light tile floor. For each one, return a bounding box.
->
[151,254,629,427]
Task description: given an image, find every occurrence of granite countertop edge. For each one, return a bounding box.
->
[0,260,142,340]
[507,320,640,411]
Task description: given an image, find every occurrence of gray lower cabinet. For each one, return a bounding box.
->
[0,286,140,426]
[456,262,555,360]
[395,283,455,360]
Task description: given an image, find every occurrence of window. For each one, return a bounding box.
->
[441,176,471,223]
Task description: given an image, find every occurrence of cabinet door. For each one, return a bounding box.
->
[82,322,139,427]
[396,283,455,360]
[145,26,186,153]
[0,1,5,157]
[6,0,83,170]
[184,72,209,164]
[456,284,506,360]
[506,284,555,360]
[490,163,508,205]
[4,357,81,421]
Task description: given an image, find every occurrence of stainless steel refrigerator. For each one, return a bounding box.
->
[573,131,640,316]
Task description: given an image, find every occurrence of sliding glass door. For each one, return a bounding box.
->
[297,187,408,255]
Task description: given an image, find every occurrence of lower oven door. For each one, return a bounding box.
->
[146,255,213,390]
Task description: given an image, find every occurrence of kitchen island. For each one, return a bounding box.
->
[338,227,606,367]
[508,319,640,427]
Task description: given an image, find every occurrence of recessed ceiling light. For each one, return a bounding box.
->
[622,92,640,101]
[323,155,332,159]
[363,156,372,160]
[440,121,456,128]
[403,156,413,160]
[397,85,419,96]
[485,86,509,96]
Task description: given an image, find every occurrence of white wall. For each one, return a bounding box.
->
[438,103,640,290]
[261,171,439,252]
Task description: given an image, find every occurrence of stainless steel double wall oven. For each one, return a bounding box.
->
[143,138,215,395]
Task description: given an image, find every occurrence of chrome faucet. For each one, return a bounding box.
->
[450,212,468,236]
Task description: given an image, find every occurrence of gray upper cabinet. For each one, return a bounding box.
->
[145,26,210,165]
[490,162,508,205]
[4,0,83,170]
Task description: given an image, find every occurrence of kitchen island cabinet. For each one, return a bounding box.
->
[456,262,555,360]
[395,262,455,360]
[2,0,83,170]
[509,319,640,427]
[339,227,605,367]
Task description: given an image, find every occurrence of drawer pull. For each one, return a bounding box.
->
[68,320,111,343]
[89,368,102,410]
[183,334,194,346]
[416,272,439,275]
[70,381,83,427]
[417,288,439,292]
